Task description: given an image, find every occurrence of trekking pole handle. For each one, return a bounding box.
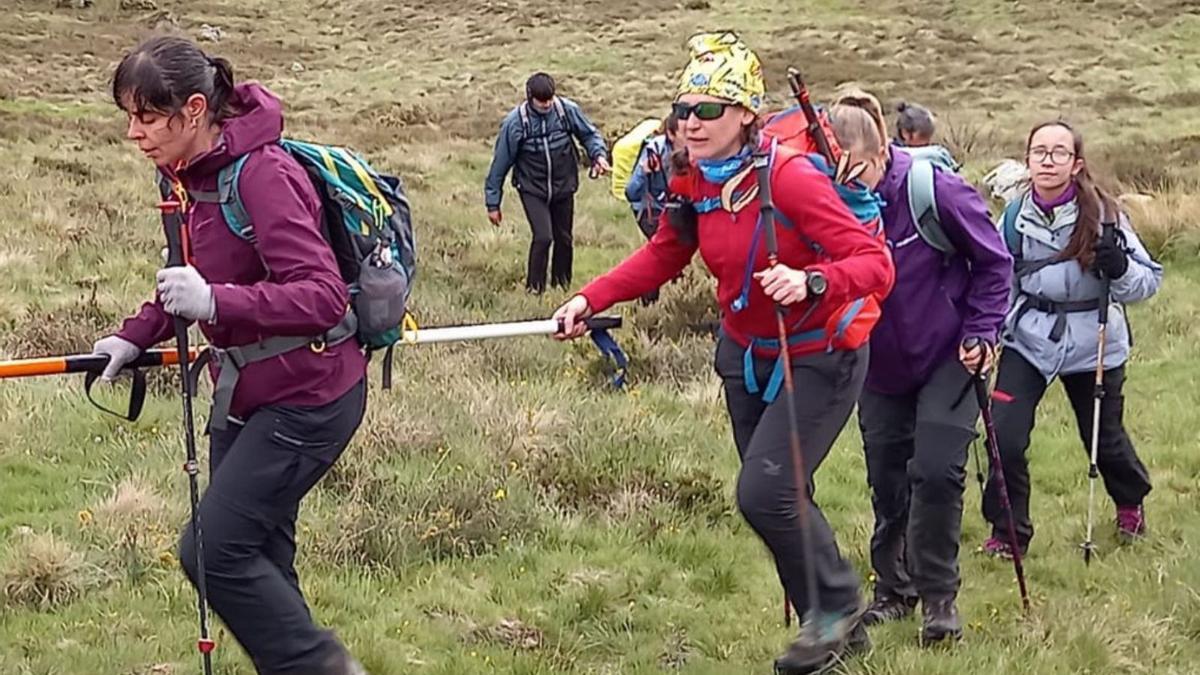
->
[961,336,995,380]
[1097,221,1115,325]
[557,315,623,333]
[160,200,186,268]
[786,67,836,165]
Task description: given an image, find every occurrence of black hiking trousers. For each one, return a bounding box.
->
[178,378,366,675]
[520,191,575,293]
[716,336,867,618]
[859,357,979,604]
[982,349,1152,551]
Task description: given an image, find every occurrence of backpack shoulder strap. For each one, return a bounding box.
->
[155,170,173,202]
[906,159,955,257]
[553,97,571,134]
[1001,197,1023,258]
[217,154,254,242]
[518,102,531,137]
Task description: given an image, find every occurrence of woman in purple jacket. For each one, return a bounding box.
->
[93,36,368,675]
[831,91,1013,645]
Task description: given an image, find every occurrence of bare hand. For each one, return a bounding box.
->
[754,265,809,305]
[552,295,592,340]
[488,209,502,227]
[960,339,995,374]
[591,156,611,177]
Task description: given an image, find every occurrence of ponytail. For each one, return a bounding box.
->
[112,35,238,124]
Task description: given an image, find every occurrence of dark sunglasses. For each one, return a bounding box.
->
[671,101,735,121]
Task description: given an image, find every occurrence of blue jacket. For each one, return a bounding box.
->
[624,134,672,223]
[484,96,607,209]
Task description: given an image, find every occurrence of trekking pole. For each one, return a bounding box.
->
[780,67,832,628]
[159,199,216,673]
[969,440,986,496]
[785,68,835,165]
[966,339,1031,612]
[400,316,621,344]
[752,151,821,629]
[1082,221,1116,566]
[0,347,200,423]
[0,348,195,380]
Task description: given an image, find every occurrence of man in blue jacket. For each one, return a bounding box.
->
[858,142,1013,644]
[485,72,610,294]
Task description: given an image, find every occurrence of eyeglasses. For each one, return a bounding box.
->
[672,101,735,121]
[1028,146,1075,166]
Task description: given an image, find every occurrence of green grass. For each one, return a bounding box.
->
[3,0,1200,673]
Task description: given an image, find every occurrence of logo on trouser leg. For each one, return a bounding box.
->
[762,458,782,476]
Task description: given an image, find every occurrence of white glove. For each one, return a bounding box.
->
[157,266,215,322]
[92,335,141,381]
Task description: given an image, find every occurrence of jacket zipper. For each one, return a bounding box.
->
[543,113,553,202]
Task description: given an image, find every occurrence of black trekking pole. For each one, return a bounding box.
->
[1082,220,1116,566]
[752,151,821,631]
[160,198,216,673]
[966,339,1031,613]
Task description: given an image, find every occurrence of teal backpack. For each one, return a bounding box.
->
[195,139,414,346]
[160,139,416,415]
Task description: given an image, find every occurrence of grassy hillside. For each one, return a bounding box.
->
[2,0,1199,673]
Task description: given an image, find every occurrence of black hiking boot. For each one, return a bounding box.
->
[861,593,917,626]
[774,609,870,674]
[314,645,369,675]
[919,596,963,646]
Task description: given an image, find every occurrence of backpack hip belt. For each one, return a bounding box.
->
[192,311,358,431]
[1015,293,1102,343]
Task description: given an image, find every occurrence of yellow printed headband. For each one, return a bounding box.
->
[675,31,766,113]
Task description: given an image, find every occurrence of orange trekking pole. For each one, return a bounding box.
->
[0,347,198,421]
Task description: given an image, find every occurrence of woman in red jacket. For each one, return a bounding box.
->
[96,36,367,674]
[554,32,894,674]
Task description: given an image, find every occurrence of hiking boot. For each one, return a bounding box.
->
[919,597,963,646]
[861,593,916,626]
[774,609,869,674]
[1116,505,1146,543]
[980,536,1015,560]
[317,646,369,675]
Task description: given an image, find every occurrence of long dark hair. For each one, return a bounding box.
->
[1026,120,1118,270]
[112,35,237,124]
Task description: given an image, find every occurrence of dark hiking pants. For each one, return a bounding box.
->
[520,191,575,293]
[982,349,1151,551]
[178,378,366,674]
[716,336,868,617]
[859,357,979,603]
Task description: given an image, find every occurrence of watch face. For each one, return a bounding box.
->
[809,273,827,295]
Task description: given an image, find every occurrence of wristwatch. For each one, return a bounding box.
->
[806,270,828,297]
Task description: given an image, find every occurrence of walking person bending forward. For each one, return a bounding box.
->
[554,32,894,674]
[94,36,369,674]
[828,90,1013,644]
